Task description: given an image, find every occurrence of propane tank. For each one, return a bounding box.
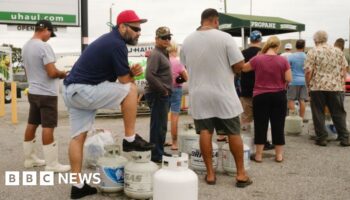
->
[304,106,312,122]
[285,110,303,135]
[242,135,255,153]
[190,142,218,173]
[326,120,338,141]
[222,143,250,175]
[178,123,199,155]
[153,153,198,200]
[96,144,128,193]
[124,151,159,199]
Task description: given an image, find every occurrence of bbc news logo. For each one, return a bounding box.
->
[5,171,101,186]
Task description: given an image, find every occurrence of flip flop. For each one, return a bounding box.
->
[164,142,172,147]
[236,178,253,188]
[170,147,178,151]
[204,175,216,185]
[250,154,262,163]
[275,157,283,163]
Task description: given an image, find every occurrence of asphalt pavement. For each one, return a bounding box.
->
[1,94,350,200]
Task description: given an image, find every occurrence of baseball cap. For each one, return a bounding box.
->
[156,26,172,37]
[285,43,292,50]
[35,20,56,37]
[117,10,147,25]
[249,30,262,42]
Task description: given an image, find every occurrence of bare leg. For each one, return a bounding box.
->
[24,124,38,141]
[199,130,215,181]
[121,83,138,137]
[275,145,283,161]
[69,132,87,183]
[42,127,54,145]
[228,135,248,181]
[299,100,306,119]
[254,144,264,161]
[287,100,295,113]
[170,112,179,149]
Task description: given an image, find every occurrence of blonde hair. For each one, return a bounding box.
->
[261,36,281,54]
[167,42,178,53]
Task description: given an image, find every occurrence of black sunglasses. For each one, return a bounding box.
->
[125,24,141,32]
[160,35,171,41]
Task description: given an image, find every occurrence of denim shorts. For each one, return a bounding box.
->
[170,87,183,114]
[62,81,130,138]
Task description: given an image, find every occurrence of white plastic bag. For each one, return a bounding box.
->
[84,129,115,168]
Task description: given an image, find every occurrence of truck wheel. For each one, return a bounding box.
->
[4,86,11,104]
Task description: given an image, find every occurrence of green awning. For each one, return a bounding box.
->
[219,13,305,37]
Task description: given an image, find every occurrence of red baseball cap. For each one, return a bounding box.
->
[117,10,147,25]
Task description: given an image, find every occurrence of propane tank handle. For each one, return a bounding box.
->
[289,109,298,116]
[104,144,121,157]
[162,153,189,169]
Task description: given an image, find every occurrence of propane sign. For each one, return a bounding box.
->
[0,0,79,26]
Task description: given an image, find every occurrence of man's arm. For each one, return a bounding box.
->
[231,60,244,74]
[45,63,67,79]
[118,63,143,84]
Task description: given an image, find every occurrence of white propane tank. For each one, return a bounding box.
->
[96,144,128,193]
[304,106,312,122]
[285,110,303,135]
[179,123,199,155]
[242,135,255,153]
[153,153,198,200]
[190,142,218,173]
[326,120,338,141]
[222,143,250,175]
[124,151,159,199]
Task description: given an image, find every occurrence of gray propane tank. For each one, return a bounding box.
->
[222,143,250,175]
[124,151,159,199]
[153,153,198,200]
[96,144,128,193]
[285,110,303,135]
[178,123,199,155]
[190,142,218,173]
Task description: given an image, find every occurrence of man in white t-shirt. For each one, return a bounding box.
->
[22,20,70,173]
[180,8,252,188]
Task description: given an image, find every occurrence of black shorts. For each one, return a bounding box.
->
[193,116,240,135]
[28,93,58,128]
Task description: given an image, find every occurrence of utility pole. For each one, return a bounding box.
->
[81,0,88,52]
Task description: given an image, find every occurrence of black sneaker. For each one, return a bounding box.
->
[123,134,155,152]
[70,182,97,199]
[340,141,350,147]
[263,141,275,151]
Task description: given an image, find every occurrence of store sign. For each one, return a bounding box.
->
[0,0,79,26]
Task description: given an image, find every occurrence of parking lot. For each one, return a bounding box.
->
[1,95,350,200]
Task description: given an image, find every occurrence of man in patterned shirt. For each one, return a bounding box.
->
[305,30,350,147]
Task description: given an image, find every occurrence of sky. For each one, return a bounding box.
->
[0,0,349,54]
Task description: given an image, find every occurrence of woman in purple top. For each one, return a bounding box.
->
[242,36,292,163]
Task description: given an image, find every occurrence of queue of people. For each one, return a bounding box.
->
[20,7,350,199]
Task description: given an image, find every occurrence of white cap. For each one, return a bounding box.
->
[284,43,292,50]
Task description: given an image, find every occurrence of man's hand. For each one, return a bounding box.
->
[130,63,143,77]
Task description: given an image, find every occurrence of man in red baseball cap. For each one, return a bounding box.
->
[63,10,154,199]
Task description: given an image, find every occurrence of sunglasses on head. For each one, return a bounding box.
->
[125,24,141,32]
[160,35,171,41]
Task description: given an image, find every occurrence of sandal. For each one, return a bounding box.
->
[204,175,216,185]
[250,154,262,163]
[164,142,172,147]
[236,178,253,188]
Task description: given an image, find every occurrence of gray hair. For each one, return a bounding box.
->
[313,30,328,44]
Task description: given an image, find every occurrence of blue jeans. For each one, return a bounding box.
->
[145,92,170,161]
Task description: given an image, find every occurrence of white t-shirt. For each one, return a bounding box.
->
[22,39,58,96]
[180,29,244,119]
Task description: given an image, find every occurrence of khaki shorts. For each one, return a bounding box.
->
[194,116,240,135]
[240,97,253,123]
[28,93,58,128]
